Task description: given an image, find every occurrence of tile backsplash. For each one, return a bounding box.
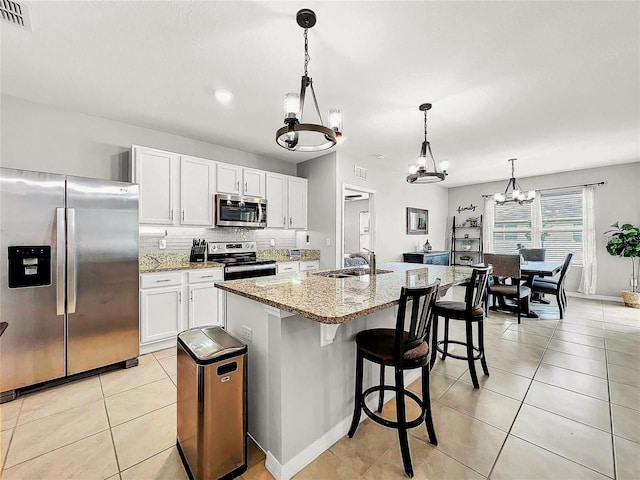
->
[139,226,297,253]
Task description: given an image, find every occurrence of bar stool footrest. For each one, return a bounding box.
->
[361,385,425,429]
[435,340,482,361]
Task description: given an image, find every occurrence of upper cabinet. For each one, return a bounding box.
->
[133,146,213,227]
[288,177,307,229]
[265,173,287,228]
[133,146,179,225]
[180,156,215,225]
[216,164,265,198]
[265,173,307,230]
[132,145,306,229]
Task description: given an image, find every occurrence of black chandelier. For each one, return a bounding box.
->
[493,158,536,204]
[406,103,448,184]
[276,9,342,152]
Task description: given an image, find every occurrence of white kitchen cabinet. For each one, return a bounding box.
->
[243,168,265,197]
[140,268,223,353]
[288,177,308,229]
[216,163,242,195]
[140,285,183,345]
[180,156,215,226]
[133,146,179,225]
[266,173,287,228]
[266,174,308,230]
[216,163,265,198]
[277,262,300,274]
[299,260,320,272]
[187,268,224,328]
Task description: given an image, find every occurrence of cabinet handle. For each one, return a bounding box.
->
[155,279,172,283]
[200,275,215,278]
[170,209,174,221]
[283,216,286,226]
[289,217,292,226]
[178,292,182,303]
[182,210,185,221]
[236,181,240,192]
[190,291,193,301]
[244,182,248,192]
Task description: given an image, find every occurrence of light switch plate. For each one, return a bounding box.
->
[325,238,331,247]
[158,238,167,249]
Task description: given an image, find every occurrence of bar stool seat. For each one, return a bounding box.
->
[348,281,440,478]
[430,267,491,389]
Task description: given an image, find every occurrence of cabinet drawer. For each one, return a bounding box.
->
[277,262,299,274]
[188,269,223,284]
[140,272,183,288]
[299,260,319,271]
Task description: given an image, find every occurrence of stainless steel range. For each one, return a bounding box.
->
[207,242,276,280]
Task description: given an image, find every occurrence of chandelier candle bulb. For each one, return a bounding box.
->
[284,93,301,119]
[328,108,343,132]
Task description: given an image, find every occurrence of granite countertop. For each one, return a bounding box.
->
[139,253,223,273]
[215,262,473,324]
[257,249,321,262]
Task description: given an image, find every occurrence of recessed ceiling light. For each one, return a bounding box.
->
[213,89,233,104]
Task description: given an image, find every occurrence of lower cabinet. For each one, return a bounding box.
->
[276,260,320,274]
[139,268,224,354]
[299,260,320,272]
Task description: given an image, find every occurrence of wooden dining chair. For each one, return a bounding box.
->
[484,253,531,324]
[531,252,574,319]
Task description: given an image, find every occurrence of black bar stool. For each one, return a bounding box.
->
[347,281,440,478]
[430,267,491,389]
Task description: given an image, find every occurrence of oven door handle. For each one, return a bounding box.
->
[225,264,276,274]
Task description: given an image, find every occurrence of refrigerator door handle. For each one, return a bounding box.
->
[67,208,77,314]
[56,207,66,315]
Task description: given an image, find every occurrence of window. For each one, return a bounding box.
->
[493,190,583,265]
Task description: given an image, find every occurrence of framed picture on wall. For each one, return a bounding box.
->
[406,207,428,235]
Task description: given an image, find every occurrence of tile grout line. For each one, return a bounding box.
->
[486,308,562,479]
[100,374,124,478]
[603,307,618,480]
[0,398,24,475]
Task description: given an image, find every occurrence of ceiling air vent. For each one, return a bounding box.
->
[1,0,32,31]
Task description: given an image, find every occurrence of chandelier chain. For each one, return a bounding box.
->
[303,28,310,77]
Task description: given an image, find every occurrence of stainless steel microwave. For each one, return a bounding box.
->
[215,194,267,228]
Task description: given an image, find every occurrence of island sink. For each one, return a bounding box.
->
[313,268,393,278]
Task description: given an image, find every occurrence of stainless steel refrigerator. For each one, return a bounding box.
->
[0,167,140,402]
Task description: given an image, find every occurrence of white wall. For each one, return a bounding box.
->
[344,199,368,254]
[0,95,296,181]
[336,155,449,263]
[296,152,338,269]
[448,162,640,297]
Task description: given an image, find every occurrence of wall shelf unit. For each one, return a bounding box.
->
[450,215,483,266]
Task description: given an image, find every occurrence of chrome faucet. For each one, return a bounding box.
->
[350,248,376,275]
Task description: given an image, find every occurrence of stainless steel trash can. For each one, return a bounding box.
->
[176,326,247,480]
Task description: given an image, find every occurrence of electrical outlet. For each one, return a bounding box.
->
[158,238,167,249]
[325,238,331,247]
[241,325,252,342]
[270,238,276,247]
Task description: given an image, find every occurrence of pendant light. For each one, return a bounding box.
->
[493,158,536,204]
[276,9,342,152]
[406,103,448,184]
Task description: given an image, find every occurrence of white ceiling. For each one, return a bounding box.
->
[2,1,638,187]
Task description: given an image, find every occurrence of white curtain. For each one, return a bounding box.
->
[579,186,597,294]
[532,196,542,248]
[483,197,495,254]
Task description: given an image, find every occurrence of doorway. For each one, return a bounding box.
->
[340,184,376,267]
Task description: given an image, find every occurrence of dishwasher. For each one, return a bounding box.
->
[176,326,247,480]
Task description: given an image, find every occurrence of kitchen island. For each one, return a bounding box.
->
[215,263,473,480]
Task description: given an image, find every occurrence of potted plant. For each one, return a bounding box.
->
[604,222,640,308]
[467,216,479,227]
[459,255,473,266]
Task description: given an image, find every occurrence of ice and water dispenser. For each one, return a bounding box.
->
[7,246,51,288]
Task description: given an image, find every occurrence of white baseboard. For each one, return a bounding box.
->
[567,292,623,303]
[139,337,176,355]
[264,370,422,480]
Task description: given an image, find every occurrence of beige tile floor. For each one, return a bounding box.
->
[0,298,638,479]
